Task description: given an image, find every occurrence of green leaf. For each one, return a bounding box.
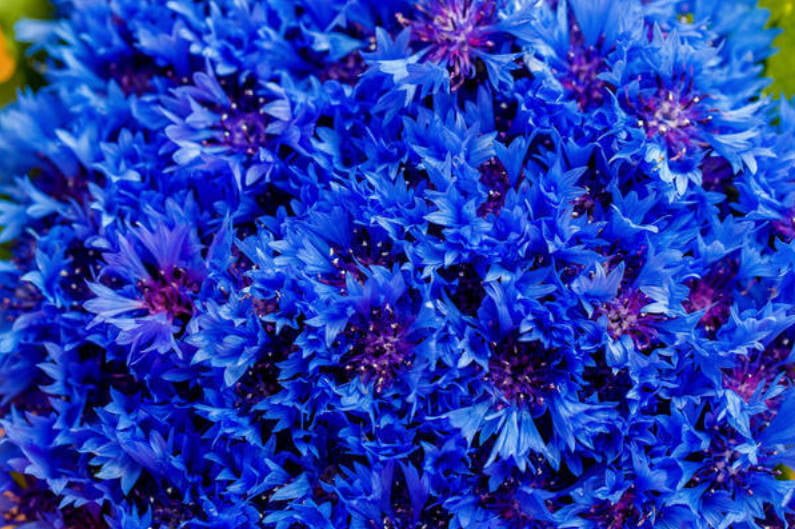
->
[761,0,795,97]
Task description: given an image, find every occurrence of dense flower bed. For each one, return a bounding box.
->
[1,1,795,528]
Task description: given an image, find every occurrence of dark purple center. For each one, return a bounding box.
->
[701,156,735,193]
[2,482,106,529]
[683,258,738,335]
[342,305,414,393]
[686,417,776,495]
[220,110,269,155]
[477,477,556,529]
[106,54,161,96]
[439,263,485,316]
[61,244,103,301]
[723,333,793,403]
[559,26,609,109]
[381,505,450,529]
[773,209,795,243]
[324,226,398,287]
[212,82,272,155]
[381,481,450,529]
[234,326,297,409]
[633,85,709,161]
[128,478,196,529]
[486,335,560,411]
[478,158,513,217]
[320,52,367,85]
[582,489,646,529]
[399,0,498,89]
[137,266,199,324]
[598,288,662,351]
[2,282,42,323]
[29,159,93,205]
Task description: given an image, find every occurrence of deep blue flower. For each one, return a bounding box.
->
[0,0,794,528]
[85,219,205,358]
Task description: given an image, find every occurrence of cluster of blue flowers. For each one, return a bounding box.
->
[2,0,795,527]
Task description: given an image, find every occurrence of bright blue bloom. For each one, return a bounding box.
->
[0,0,794,528]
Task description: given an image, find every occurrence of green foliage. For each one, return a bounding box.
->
[762,0,795,98]
[0,0,52,105]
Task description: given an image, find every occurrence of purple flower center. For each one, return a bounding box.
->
[598,289,662,351]
[399,0,498,89]
[382,506,450,529]
[724,333,793,403]
[2,282,41,323]
[701,156,735,193]
[477,476,555,528]
[683,258,738,334]
[29,159,94,205]
[128,478,196,529]
[211,81,272,156]
[105,54,161,96]
[478,158,513,217]
[687,416,777,495]
[383,485,450,529]
[582,489,646,529]
[320,52,367,85]
[342,305,414,393]
[558,26,609,109]
[634,86,709,161]
[324,226,398,288]
[61,244,103,301]
[439,263,485,316]
[486,335,560,410]
[773,209,795,243]
[2,482,106,529]
[234,326,297,409]
[137,266,199,324]
[220,109,269,156]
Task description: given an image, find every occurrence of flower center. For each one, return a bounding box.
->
[2,480,106,529]
[686,418,775,496]
[683,258,738,335]
[399,0,498,89]
[701,156,735,193]
[220,110,269,155]
[61,244,103,301]
[128,478,197,529]
[325,226,398,287]
[320,52,367,85]
[598,289,662,351]
[634,87,709,161]
[486,335,560,410]
[137,266,199,323]
[234,327,297,409]
[383,479,450,529]
[342,305,414,393]
[582,489,646,529]
[439,263,485,316]
[106,53,162,96]
[212,81,272,155]
[559,25,609,109]
[477,476,556,528]
[478,158,513,217]
[723,333,793,403]
[773,209,795,243]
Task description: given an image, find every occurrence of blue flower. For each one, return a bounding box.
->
[0,0,794,527]
[85,219,205,359]
[162,68,315,188]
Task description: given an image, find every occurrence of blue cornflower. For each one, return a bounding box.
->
[612,30,765,195]
[85,220,205,358]
[397,0,503,89]
[0,0,794,527]
[163,68,315,188]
